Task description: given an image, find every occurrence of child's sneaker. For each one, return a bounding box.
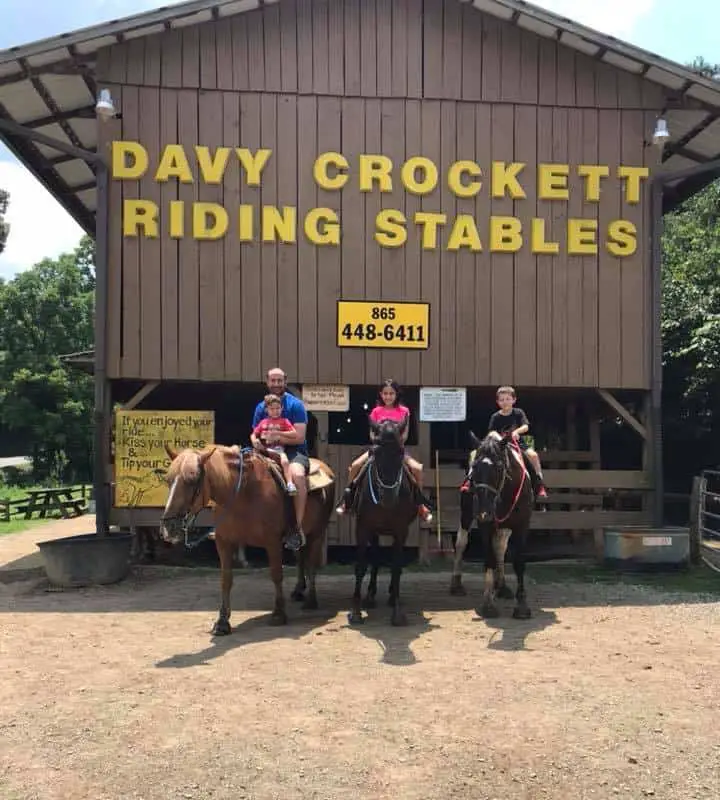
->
[335,486,354,515]
[286,481,297,495]
[418,504,433,522]
[536,485,548,498]
[459,478,471,493]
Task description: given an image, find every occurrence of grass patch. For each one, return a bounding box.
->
[0,518,52,537]
[0,483,89,536]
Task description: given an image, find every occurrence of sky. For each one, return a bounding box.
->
[0,0,717,279]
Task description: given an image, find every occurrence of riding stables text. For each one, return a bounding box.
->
[112,141,649,257]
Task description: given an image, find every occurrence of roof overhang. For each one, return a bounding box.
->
[0,0,719,230]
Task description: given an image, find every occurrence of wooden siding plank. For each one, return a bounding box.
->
[556,45,575,107]
[312,0,330,94]
[574,53,596,108]
[481,16,501,102]
[239,93,263,381]
[181,27,199,88]
[597,109,622,387]
[513,104,537,386]
[316,96,342,382]
[246,10,265,91]
[391,0,408,98]
[280,0,299,93]
[120,85,140,378]
[461,4,483,102]
[143,34,161,86]
[550,107,569,386]
[535,106,553,385]
[138,86,162,379]
[404,98,422,386]
[231,15,249,91]
[500,23,521,103]
[419,100,441,385]
[223,92,242,380]
[474,102,492,385]
[439,100,458,384]
[380,99,406,383]
[581,108,599,386]
[106,44,127,84]
[489,103,514,385]
[199,22,217,89]
[519,30,539,105]
[95,48,111,82]
[125,38,145,85]
[327,0,344,95]
[454,101,476,386]
[537,38,557,106]
[344,0,361,96]
[620,110,647,388]
[296,0,314,94]
[359,0,377,98]
[406,0,423,99]
[277,94,299,379]
[618,71,642,109]
[375,0,392,98]
[442,0,462,100]
[340,97,365,384]
[296,96,318,381]
[263,4,282,93]
[364,98,382,384]
[215,17,233,91]
[260,94,279,372]
[105,85,123,379]
[595,61,618,109]
[566,109,584,386]
[423,0,443,99]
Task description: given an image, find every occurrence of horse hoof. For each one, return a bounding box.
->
[497,585,514,600]
[211,619,232,636]
[480,603,500,619]
[391,610,408,627]
[348,611,365,626]
[302,596,319,611]
[291,589,305,602]
[512,605,532,620]
[269,611,288,626]
[362,596,376,610]
[449,582,467,597]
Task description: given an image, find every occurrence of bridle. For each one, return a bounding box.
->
[468,435,527,523]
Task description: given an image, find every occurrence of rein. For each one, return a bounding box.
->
[471,438,528,524]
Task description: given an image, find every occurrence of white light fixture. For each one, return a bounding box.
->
[652,116,670,148]
[95,88,117,120]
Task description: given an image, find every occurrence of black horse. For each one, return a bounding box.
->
[348,417,419,627]
[449,430,534,619]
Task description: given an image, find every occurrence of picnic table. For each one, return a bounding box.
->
[23,487,86,520]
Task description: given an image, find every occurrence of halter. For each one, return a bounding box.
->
[368,459,405,506]
[469,437,527,524]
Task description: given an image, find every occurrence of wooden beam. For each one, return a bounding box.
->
[120,381,160,411]
[596,388,648,440]
[426,468,651,490]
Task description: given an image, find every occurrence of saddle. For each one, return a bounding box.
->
[260,452,334,493]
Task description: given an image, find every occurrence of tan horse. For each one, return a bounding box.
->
[159,444,335,633]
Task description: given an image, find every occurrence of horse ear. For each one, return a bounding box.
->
[164,443,179,461]
[369,420,380,436]
[469,430,481,449]
[198,446,217,466]
[399,415,409,435]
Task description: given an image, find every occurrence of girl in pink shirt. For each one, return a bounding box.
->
[336,379,432,521]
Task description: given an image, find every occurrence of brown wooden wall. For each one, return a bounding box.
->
[97,0,669,389]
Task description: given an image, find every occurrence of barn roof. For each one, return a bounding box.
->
[1,0,719,233]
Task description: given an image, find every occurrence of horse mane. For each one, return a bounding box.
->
[474,433,505,463]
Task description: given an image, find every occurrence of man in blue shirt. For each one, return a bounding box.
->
[251,367,310,551]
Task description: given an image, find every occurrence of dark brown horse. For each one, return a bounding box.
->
[160,444,335,633]
[449,430,534,619]
[348,417,419,627]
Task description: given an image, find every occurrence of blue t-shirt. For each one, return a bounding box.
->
[251,392,308,456]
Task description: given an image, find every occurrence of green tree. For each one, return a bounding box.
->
[0,235,95,482]
[0,188,9,255]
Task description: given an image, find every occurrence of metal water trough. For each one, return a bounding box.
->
[36,531,133,588]
[603,526,690,570]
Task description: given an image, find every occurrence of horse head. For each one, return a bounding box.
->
[159,445,217,544]
[467,430,511,522]
[366,417,408,507]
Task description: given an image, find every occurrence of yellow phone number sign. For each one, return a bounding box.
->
[337,301,430,349]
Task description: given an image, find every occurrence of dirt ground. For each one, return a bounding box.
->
[1,539,719,800]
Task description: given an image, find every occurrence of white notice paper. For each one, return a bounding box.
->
[419,387,467,422]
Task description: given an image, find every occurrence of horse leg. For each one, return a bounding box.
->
[493,528,514,600]
[480,529,500,618]
[212,539,235,636]
[268,540,288,625]
[364,534,380,609]
[300,532,322,611]
[389,535,408,626]
[512,531,532,619]
[450,491,473,595]
[291,546,307,602]
[233,544,249,568]
[349,532,369,625]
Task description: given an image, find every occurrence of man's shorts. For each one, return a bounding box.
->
[287,450,310,474]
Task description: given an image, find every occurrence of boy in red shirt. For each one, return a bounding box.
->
[251,394,298,495]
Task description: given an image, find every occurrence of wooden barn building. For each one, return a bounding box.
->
[2,0,720,557]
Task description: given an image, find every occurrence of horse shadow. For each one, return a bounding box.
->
[340,608,441,666]
[472,603,560,652]
[155,603,337,670]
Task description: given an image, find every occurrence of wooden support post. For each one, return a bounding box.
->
[120,381,161,411]
[596,388,648,440]
[314,411,330,567]
[590,411,604,559]
[416,422,432,565]
[689,475,703,565]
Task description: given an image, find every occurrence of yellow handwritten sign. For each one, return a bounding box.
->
[113,410,215,507]
[337,301,430,349]
[111,141,648,258]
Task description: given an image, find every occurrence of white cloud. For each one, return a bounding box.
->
[0,158,84,280]
[534,0,656,39]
